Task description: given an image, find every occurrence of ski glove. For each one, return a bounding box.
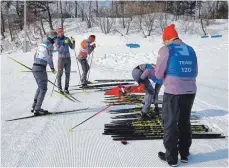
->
[64,39,70,44]
[70,37,75,43]
[51,68,56,74]
[137,78,144,85]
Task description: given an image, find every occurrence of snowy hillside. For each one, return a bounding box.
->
[1,19,228,167]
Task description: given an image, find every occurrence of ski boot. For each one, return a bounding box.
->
[31,99,37,112]
[64,88,69,94]
[81,83,88,88]
[58,88,64,94]
[86,80,93,84]
[138,111,153,121]
[158,152,178,167]
[34,109,49,116]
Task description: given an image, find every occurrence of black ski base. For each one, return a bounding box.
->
[5,107,89,121]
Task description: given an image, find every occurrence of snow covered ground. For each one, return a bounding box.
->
[1,19,228,167]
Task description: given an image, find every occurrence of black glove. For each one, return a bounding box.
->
[51,68,56,74]
[137,78,143,85]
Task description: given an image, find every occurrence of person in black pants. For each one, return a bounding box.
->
[155,24,198,167]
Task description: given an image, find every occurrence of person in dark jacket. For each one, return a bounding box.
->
[55,28,75,94]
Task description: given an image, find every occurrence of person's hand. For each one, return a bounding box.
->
[51,68,56,74]
[70,37,75,43]
[64,39,70,44]
[92,43,96,48]
[137,78,143,85]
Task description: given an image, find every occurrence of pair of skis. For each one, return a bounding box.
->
[9,57,81,103]
[5,107,89,121]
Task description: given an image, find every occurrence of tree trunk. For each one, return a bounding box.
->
[1,10,5,38]
[40,17,46,35]
[60,0,63,28]
[121,2,125,28]
[198,2,201,19]
[81,9,85,21]
[65,1,67,14]
[1,9,5,33]
[115,2,118,17]
[46,2,53,30]
[7,9,13,41]
[96,0,99,17]
[200,17,206,35]
[75,1,78,17]
[57,0,59,14]
[16,1,23,30]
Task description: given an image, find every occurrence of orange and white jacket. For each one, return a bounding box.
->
[78,39,94,59]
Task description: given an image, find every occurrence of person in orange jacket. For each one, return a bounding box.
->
[78,35,96,86]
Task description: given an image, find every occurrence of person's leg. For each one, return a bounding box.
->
[162,93,180,165]
[57,57,64,90]
[32,65,40,111]
[142,79,154,113]
[178,94,195,159]
[64,57,71,91]
[153,83,162,114]
[34,70,48,111]
[79,59,89,85]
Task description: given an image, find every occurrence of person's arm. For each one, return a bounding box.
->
[155,46,170,80]
[68,37,75,49]
[140,64,152,80]
[47,44,55,70]
[88,43,95,55]
[193,50,198,77]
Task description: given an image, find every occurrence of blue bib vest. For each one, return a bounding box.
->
[166,43,197,78]
[57,36,70,55]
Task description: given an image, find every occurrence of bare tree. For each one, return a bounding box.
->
[1,6,5,39]
[46,2,53,30]
[95,0,99,17]
[15,1,23,30]
[85,1,93,28]
[60,0,63,28]
[95,9,114,34]
[180,17,195,34]
[75,1,78,17]
[6,1,13,41]
[120,2,125,28]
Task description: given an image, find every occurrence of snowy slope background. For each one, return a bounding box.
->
[1,18,228,167]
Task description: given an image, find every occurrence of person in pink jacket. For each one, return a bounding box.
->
[156,24,198,167]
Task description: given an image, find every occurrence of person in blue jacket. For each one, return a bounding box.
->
[132,63,163,120]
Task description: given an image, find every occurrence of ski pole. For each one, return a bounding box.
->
[19,70,77,73]
[9,57,80,102]
[51,73,58,97]
[87,50,94,81]
[69,95,129,131]
[74,49,82,84]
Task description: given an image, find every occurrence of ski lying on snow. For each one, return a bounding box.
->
[5,107,89,121]
[95,79,134,83]
[71,82,135,88]
[110,113,199,120]
[54,90,80,102]
[104,100,163,105]
[111,133,226,140]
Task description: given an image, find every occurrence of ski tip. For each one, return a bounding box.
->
[69,128,73,132]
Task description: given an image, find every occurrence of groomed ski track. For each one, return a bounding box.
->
[1,21,228,167]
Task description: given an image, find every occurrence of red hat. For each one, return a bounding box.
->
[57,28,64,33]
[162,24,178,40]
